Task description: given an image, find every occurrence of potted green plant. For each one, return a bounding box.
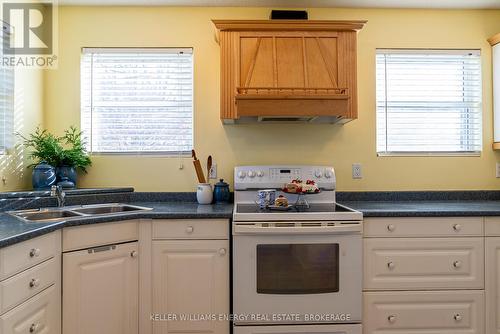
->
[17,126,92,189]
[55,126,92,188]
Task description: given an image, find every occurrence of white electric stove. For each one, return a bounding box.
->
[232,165,363,334]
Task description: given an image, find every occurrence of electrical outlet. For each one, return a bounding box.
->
[496,163,500,178]
[352,163,362,179]
[209,163,217,179]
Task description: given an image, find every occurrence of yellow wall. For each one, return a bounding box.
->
[43,6,500,191]
[0,68,44,191]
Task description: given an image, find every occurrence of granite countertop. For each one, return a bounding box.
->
[341,200,500,217]
[5,189,500,249]
[0,201,234,248]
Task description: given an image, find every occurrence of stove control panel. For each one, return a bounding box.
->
[234,165,336,190]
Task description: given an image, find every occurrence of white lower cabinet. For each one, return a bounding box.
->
[364,290,484,334]
[151,239,229,334]
[0,284,61,334]
[486,237,500,334]
[62,241,139,334]
[363,217,486,334]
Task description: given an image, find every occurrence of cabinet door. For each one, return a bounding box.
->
[152,240,229,334]
[62,242,139,334]
[486,237,500,334]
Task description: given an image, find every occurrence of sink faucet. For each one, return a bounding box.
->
[51,185,66,207]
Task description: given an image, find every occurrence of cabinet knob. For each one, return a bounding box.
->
[453,224,462,232]
[29,323,39,333]
[388,315,396,323]
[387,224,396,232]
[29,278,40,288]
[454,314,462,322]
[219,248,227,256]
[130,251,138,258]
[453,260,462,269]
[387,261,395,270]
[29,248,40,258]
[186,226,194,234]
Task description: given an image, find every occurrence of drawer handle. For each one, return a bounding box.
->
[387,224,396,232]
[387,262,395,270]
[219,248,227,256]
[453,224,462,232]
[130,250,138,258]
[454,314,462,322]
[29,248,40,258]
[453,260,462,269]
[388,315,396,323]
[186,226,194,234]
[29,323,39,333]
[29,278,40,288]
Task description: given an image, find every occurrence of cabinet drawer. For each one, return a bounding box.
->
[0,258,57,314]
[0,231,59,281]
[485,217,500,236]
[152,219,229,239]
[363,290,484,334]
[364,237,484,290]
[0,284,61,334]
[364,217,483,237]
[62,220,139,252]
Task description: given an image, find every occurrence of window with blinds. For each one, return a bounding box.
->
[376,49,482,155]
[0,23,14,154]
[81,48,193,154]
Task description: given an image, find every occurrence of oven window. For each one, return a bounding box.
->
[256,243,339,294]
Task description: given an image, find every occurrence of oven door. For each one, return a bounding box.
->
[233,223,362,325]
[234,324,362,334]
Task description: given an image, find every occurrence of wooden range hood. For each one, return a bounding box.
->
[212,19,366,123]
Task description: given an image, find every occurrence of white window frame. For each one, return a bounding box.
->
[0,21,14,155]
[80,47,194,156]
[376,48,482,157]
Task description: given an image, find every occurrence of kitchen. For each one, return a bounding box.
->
[0,1,498,334]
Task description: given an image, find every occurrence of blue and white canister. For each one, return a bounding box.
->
[257,189,276,209]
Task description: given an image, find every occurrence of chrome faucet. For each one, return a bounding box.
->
[50,185,66,207]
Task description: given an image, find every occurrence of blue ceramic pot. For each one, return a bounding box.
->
[56,166,77,188]
[213,179,230,203]
[32,162,56,190]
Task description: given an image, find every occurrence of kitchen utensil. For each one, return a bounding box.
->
[192,150,206,183]
[207,155,212,180]
[213,179,230,203]
[196,183,213,204]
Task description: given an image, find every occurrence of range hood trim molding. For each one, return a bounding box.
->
[212,19,367,31]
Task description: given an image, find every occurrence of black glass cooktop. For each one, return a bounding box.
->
[236,203,354,214]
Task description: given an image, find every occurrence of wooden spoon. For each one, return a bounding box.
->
[207,155,212,180]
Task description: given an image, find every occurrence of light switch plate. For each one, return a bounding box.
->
[496,163,500,178]
[209,163,217,179]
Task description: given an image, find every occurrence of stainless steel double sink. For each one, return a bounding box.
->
[8,203,153,223]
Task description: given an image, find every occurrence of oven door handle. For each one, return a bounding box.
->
[233,224,362,235]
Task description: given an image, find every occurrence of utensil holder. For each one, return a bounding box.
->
[197,183,213,204]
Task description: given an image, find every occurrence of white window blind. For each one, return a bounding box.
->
[376,49,482,155]
[0,23,14,154]
[81,48,193,154]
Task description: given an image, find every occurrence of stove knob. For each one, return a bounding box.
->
[248,171,256,178]
[237,171,246,179]
[314,170,322,178]
[324,170,333,178]
[257,170,264,177]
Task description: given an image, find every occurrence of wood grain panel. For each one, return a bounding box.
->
[276,37,304,87]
